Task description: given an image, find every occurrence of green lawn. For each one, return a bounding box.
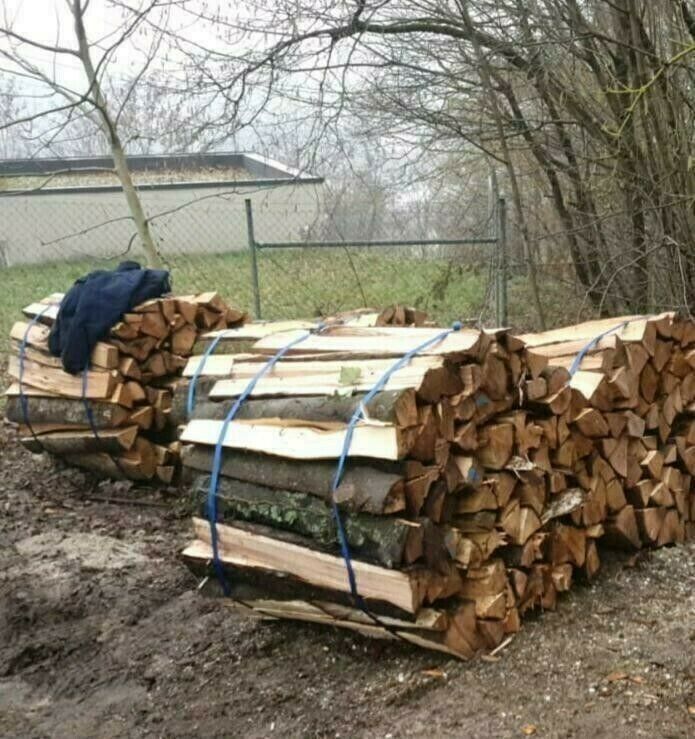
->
[0,248,491,354]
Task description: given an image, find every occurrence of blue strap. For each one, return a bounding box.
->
[206,324,327,595]
[329,321,463,615]
[19,307,125,479]
[81,367,130,479]
[186,329,239,418]
[567,318,641,376]
[18,307,52,445]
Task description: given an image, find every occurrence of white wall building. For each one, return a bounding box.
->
[0,152,325,267]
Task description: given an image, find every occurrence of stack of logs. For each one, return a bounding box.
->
[4,291,246,483]
[178,312,695,659]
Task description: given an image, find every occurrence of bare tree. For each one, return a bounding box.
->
[0,0,175,266]
[179,0,695,318]
[0,77,32,159]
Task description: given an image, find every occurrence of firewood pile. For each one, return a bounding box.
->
[178,313,695,659]
[4,292,246,483]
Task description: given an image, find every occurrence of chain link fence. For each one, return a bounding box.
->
[245,197,507,324]
[0,185,512,361]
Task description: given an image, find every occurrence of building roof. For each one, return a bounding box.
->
[0,151,322,195]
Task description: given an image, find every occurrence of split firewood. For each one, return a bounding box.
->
[8,292,247,482]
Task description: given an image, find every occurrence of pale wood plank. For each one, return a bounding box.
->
[7,356,116,399]
[10,322,119,370]
[520,315,644,348]
[180,418,406,460]
[210,356,444,398]
[252,326,482,357]
[187,519,421,613]
[202,320,317,342]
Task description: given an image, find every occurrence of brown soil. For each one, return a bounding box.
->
[0,424,693,739]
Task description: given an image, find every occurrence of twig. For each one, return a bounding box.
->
[488,635,514,657]
[84,494,167,507]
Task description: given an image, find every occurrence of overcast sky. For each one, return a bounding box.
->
[0,1,410,178]
[0,1,282,156]
[2,0,193,92]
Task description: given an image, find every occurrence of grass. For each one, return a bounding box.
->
[0,248,490,352]
[0,247,589,363]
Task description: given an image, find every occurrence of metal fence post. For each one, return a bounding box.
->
[496,196,508,326]
[245,198,262,319]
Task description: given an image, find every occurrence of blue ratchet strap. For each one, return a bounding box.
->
[187,329,238,418]
[207,324,328,595]
[568,317,643,377]
[81,367,130,479]
[18,307,52,446]
[330,321,463,623]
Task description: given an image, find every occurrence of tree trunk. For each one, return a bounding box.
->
[71,1,162,268]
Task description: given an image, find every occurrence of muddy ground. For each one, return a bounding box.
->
[0,425,693,739]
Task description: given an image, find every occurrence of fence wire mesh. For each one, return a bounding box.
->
[0,186,511,363]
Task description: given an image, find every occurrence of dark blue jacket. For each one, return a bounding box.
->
[48,261,171,374]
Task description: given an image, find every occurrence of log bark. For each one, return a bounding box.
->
[184,554,427,623]
[171,386,417,428]
[192,475,419,568]
[189,517,427,614]
[182,445,404,514]
[21,426,138,455]
[5,396,130,428]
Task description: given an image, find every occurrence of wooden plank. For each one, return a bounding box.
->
[9,342,67,370]
[21,302,60,324]
[527,335,620,358]
[201,320,318,342]
[235,355,444,377]
[251,326,482,357]
[180,418,409,461]
[183,355,236,377]
[173,388,418,429]
[549,353,614,372]
[17,422,90,434]
[519,315,645,348]
[218,599,466,658]
[10,322,119,370]
[210,356,446,399]
[193,476,418,568]
[21,426,138,455]
[4,382,61,399]
[7,356,116,400]
[188,518,422,613]
[232,598,447,632]
[228,602,465,657]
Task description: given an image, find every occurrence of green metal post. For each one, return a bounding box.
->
[496,196,508,326]
[245,198,262,319]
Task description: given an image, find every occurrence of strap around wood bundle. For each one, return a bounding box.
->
[186,329,240,418]
[18,307,52,449]
[80,367,131,481]
[328,321,462,636]
[206,323,329,595]
[568,317,641,377]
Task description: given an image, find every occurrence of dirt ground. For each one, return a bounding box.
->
[0,424,693,739]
